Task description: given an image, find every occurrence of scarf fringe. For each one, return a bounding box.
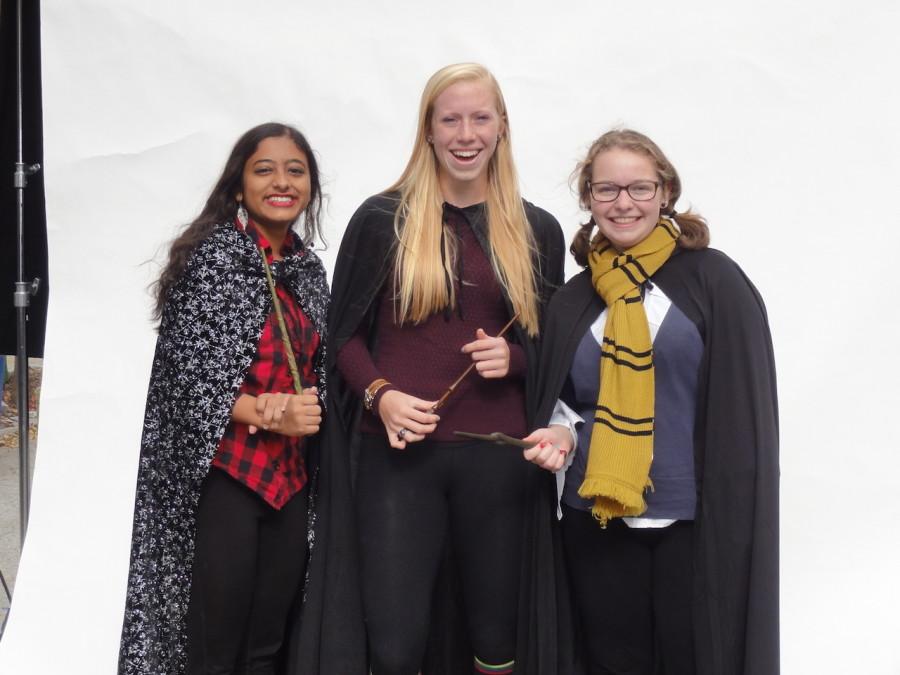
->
[579,475,653,526]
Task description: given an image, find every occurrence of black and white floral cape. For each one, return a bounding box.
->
[117,222,329,675]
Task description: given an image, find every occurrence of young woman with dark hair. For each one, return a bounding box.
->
[119,122,329,675]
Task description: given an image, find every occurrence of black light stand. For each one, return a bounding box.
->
[12,0,41,544]
[0,567,9,634]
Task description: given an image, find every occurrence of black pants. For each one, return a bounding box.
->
[561,505,695,675]
[186,469,309,675]
[357,434,533,675]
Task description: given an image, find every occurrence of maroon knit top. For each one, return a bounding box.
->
[336,204,528,441]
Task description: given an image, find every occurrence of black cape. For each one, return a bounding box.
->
[296,192,579,674]
[533,248,779,675]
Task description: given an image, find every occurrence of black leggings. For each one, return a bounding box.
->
[561,505,695,675]
[356,434,535,675]
[185,469,309,675]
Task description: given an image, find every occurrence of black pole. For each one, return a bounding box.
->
[13,0,40,543]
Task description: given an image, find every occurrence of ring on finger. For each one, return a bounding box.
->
[397,427,409,441]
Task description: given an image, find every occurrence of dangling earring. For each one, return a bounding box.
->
[236,200,249,231]
[426,135,433,144]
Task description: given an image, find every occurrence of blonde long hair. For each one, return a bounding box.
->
[386,63,540,337]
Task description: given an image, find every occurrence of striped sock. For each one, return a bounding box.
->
[474,655,514,674]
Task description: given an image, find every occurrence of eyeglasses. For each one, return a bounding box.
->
[588,180,659,202]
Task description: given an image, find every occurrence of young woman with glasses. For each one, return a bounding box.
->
[326,63,574,674]
[523,129,779,675]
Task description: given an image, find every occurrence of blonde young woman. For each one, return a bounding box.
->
[327,64,570,675]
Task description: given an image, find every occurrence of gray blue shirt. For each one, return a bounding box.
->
[561,282,703,523]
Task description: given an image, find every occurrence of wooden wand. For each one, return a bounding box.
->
[431,312,520,413]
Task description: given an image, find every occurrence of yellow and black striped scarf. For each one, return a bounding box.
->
[578,219,679,525]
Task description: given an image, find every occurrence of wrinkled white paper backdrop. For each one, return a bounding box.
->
[2,1,898,672]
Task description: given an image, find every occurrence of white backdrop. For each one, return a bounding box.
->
[1,1,898,673]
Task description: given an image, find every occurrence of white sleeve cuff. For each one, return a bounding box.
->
[548,399,582,452]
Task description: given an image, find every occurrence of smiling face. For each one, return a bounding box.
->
[429,79,503,205]
[237,134,311,237]
[590,147,670,252]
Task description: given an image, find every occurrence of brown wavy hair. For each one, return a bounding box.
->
[152,122,323,321]
[570,128,709,267]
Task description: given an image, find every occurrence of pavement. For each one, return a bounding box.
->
[0,359,39,636]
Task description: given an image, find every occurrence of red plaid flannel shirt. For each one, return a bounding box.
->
[212,222,320,509]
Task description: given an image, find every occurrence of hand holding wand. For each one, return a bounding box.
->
[431,313,520,413]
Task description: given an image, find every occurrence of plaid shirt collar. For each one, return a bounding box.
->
[239,219,301,262]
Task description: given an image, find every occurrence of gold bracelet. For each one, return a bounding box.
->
[364,378,391,411]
